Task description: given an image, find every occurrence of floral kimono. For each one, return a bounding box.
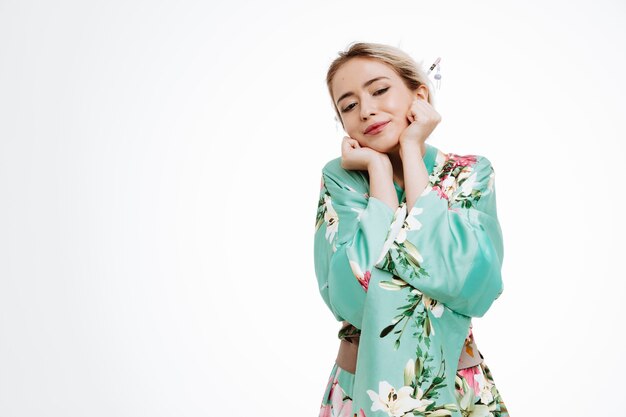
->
[314,142,509,417]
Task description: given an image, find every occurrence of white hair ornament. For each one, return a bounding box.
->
[427,57,442,90]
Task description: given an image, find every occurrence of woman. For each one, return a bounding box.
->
[314,42,509,417]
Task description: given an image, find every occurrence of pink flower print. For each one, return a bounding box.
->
[433,183,450,200]
[349,261,371,292]
[358,270,371,292]
[318,377,354,417]
[319,404,332,417]
[457,365,482,397]
[451,154,477,168]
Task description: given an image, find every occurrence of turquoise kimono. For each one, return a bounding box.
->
[314,143,509,417]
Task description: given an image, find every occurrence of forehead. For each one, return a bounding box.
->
[331,57,400,96]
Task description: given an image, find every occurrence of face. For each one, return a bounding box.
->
[331,57,429,153]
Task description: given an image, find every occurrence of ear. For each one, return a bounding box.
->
[414,84,429,102]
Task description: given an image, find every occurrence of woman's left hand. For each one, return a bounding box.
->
[398,98,442,149]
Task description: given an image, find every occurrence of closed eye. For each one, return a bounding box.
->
[341,103,356,113]
[340,87,390,113]
[374,87,389,96]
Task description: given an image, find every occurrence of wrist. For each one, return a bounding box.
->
[367,155,393,176]
[399,141,425,159]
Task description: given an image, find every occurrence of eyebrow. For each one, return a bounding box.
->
[335,76,390,106]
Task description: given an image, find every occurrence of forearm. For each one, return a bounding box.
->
[400,142,429,210]
[367,158,399,212]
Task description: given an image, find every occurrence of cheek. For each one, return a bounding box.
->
[389,99,411,118]
[387,103,410,128]
[384,92,412,114]
[343,119,361,139]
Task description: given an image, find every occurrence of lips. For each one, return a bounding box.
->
[364,121,390,134]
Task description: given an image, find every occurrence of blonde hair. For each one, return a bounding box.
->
[326,42,436,128]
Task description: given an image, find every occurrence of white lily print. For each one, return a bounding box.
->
[375,203,408,265]
[396,206,423,245]
[376,204,426,268]
[349,260,364,281]
[373,205,426,271]
[348,259,371,291]
[487,171,495,193]
[460,172,478,197]
[321,377,355,417]
[456,375,494,417]
[473,374,495,405]
[440,174,458,197]
[323,195,339,251]
[422,294,444,318]
[466,404,492,417]
[367,380,433,417]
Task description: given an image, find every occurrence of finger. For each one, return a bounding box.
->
[344,136,360,148]
[410,100,421,119]
[341,138,351,152]
[406,107,412,120]
[341,137,357,153]
[412,98,427,110]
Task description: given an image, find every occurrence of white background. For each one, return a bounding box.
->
[1,0,625,416]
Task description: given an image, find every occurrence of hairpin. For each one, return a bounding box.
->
[427,57,442,90]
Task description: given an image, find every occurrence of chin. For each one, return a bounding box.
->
[357,130,399,152]
[378,133,401,152]
[369,141,399,155]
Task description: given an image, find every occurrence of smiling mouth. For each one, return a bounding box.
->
[365,121,390,135]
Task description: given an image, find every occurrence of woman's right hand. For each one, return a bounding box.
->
[340,136,390,172]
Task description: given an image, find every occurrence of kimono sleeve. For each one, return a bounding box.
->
[374,155,504,318]
[313,161,406,323]
[313,172,341,320]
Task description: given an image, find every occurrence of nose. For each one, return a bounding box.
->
[360,96,376,120]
